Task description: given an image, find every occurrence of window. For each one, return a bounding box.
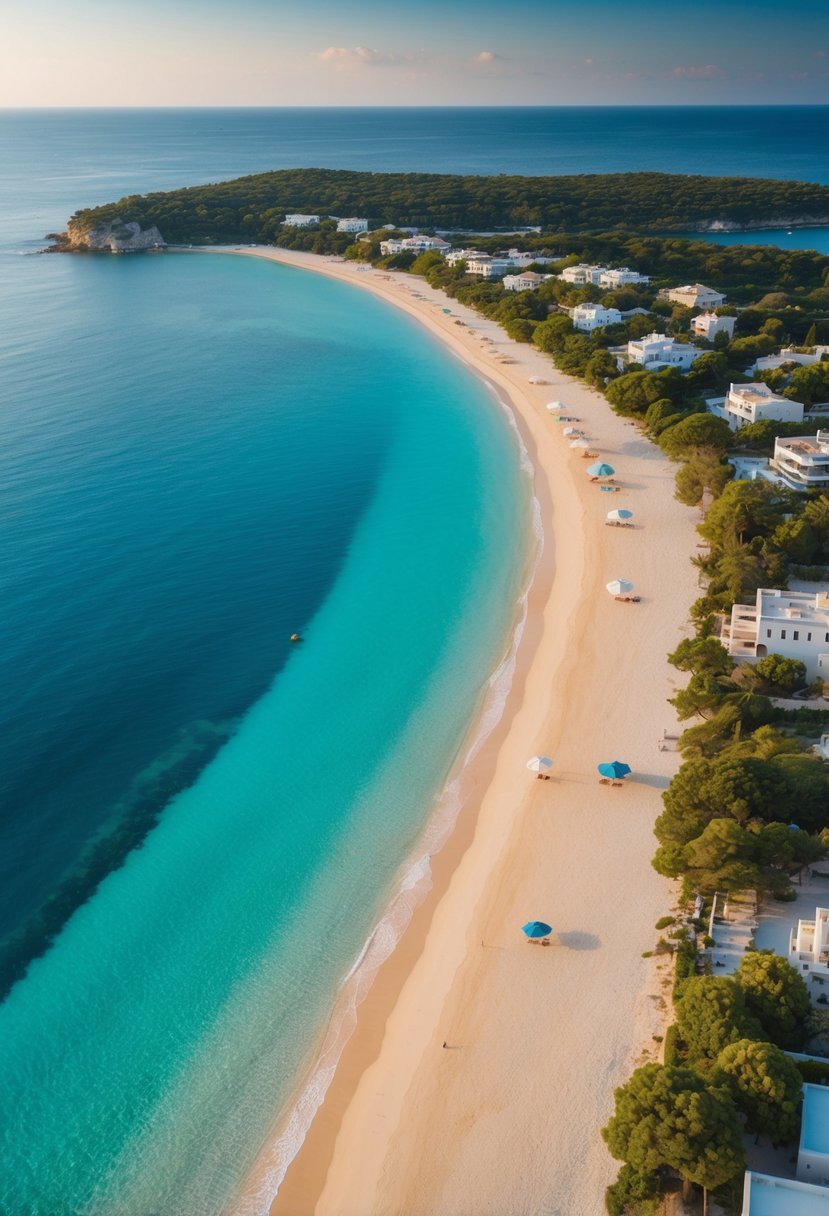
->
[794,631,800,641]
[781,629,787,640]
[808,633,812,642]
[825,633,829,643]
[766,629,772,639]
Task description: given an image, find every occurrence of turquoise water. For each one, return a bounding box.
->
[0,249,530,1213]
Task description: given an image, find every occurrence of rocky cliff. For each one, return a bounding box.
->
[56,218,166,252]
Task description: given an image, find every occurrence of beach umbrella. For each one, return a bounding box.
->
[587,461,615,478]
[545,401,564,412]
[606,578,634,596]
[563,426,581,436]
[598,761,632,779]
[526,755,553,774]
[607,508,634,521]
[522,920,553,939]
[570,437,591,450]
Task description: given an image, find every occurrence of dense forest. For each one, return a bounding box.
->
[64,169,829,246]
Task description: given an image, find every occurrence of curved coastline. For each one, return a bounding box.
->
[210,247,701,1216]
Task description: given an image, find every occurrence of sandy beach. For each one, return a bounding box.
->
[219,247,701,1216]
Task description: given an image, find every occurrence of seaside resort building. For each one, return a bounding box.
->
[502,271,550,291]
[754,346,829,373]
[572,303,622,332]
[741,1170,829,1215]
[623,331,702,371]
[336,217,369,233]
[444,248,488,266]
[667,282,726,309]
[723,588,829,680]
[707,382,805,431]
[789,906,829,996]
[379,235,450,255]
[770,431,829,492]
[559,263,648,287]
[465,255,515,279]
[692,312,736,341]
[283,213,320,227]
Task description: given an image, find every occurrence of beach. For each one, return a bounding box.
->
[222,247,701,1216]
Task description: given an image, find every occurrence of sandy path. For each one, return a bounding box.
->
[210,249,699,1216]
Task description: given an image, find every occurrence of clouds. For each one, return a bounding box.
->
[672,63,724,79]
[314,45,403,67]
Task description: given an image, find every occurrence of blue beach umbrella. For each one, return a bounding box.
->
[607,508,634,521]
[598,761,632,779]
[522,921,553,939]
[587,461,615,478]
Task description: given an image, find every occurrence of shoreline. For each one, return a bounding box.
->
[201,247,700,1215]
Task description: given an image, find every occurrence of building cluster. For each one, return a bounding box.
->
[378,234,450,255]
[557,263,650,288]
[707,382,805,432]
[282,213,370,233]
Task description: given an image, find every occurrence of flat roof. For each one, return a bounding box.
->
[744,1171,829,1215]
[802,1085,829,1156]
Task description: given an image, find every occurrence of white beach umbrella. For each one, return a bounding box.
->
[526,755,554,774]
[563,426,581,436]
[606,578,634,596]
[546,401,564,412]
[570,438,591,450]
[528,376,547,384]
[607,508,634,522]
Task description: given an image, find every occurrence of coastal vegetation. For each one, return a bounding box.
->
[64,168,829,246]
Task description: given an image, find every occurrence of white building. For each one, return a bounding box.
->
[798,1085,829,1187]
[770,431,829,492]
[283,214,320,228]
[708,382,805,431]
[724,587,829,680]
[559,262,605,285]
[336,217,369,233]
[667,283,726,309]
[741,1171,829,1215]
[465,256,514,279]
[599,266,650,288]
[379,235,450,255]
[789,906,829,994]
[444,247,488,266]
[755,346,829,373]
[502,271,549,292]
[624,331,702,371]
[693,312,736,341]
[571,303,622,332]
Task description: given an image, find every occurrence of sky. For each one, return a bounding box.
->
[1,0,828,108]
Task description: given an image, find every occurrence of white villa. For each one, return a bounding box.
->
[724,587,829,680]
[770,432,829,492]
[741,1171,829,1215]
[379,235,450,255]
[572,303,622,332]
[444,248,488,266]
[599,266,650,288]
[798,1085,829,1187]
[502,271,549,292]
[692,312,736,341]
[667,283,726,309]
[465,255,514,279]
[789,906,829,993]
[335,217,369,233]
[283,214,320,227]
[559,262,605,285]
[559,263,648,287]
[624,332,702,371]
[708,382,805,431]
[754,346,829,373]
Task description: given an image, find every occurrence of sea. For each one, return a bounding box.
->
[1,106,828,1215]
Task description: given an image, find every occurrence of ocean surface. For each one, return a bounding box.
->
[1,106,828,1215]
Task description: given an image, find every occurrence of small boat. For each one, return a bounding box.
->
[290,633,303,643]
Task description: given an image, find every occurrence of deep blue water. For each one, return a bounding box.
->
[2,106,828,1214]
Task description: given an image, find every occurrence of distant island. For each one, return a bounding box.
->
[55,169,829,251]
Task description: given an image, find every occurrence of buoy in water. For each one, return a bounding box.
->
[290,633,302,643]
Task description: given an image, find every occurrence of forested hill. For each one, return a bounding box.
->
[65,169,829,246]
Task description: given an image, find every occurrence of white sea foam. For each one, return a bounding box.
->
[239,379,545,1216]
